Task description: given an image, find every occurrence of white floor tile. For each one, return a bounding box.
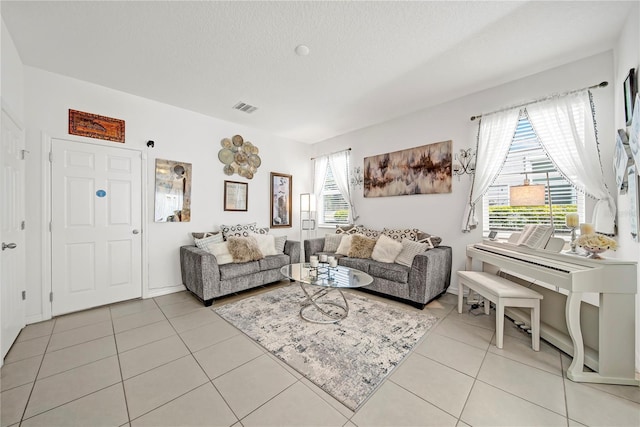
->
[178,320,240,353]
[47,321,113,352]
[112,308,166,333]
[115,320,175,353]
[415,332,486,377]
[193,334,263,380]
[432,317,495,350]
[16,320,54,342]
[1,355,42,391]
[1,383,32,427]
[53,307,111,333]
[38,336,116,379]
[460,381,567,426]
[488,333,562,376]
[110,298,159,319]
[352,381,458,426]
[153,291,197,307]
[130,382,237,427]
[565,379,640,426]
[241,381,348,426]
[119,335,190,379]
[213,354,297,419]
[159,298,204,319]
[168,308,223,333]
[4,336,49,363]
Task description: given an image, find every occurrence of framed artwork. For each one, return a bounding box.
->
[270,172,292,228]
[69,109,125,143]
[224,180,248,211]
[363,140,452,197]
[154,159,192,222]
[613,129,631,192]
[624,68,637,126]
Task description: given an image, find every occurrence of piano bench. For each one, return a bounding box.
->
[457,271,543,351]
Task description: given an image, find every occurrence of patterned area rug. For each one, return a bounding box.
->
[214,285,439,410]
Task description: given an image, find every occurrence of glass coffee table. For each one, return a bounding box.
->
[281,263,373,324]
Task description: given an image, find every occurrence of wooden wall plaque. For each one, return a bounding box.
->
[68,109,125,143]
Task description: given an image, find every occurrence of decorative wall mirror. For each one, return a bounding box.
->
[154,158,192,222]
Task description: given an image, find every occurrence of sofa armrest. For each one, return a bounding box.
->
[180,245,221,301]
[284,240,301,264]
[303,238,326,262]
[408,246,452,304]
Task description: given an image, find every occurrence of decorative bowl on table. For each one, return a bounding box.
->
[576,234,617,259]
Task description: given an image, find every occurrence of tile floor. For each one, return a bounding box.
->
[2,283,640,427]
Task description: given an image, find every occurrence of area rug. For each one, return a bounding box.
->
[214,285,439,410]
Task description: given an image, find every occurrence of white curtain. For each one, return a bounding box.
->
[328,151,358,222]
[462,108,521,232]
[527,91,615,234]
[313,156,328,212]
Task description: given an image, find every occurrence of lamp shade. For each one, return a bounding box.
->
[510,184,545,206]
[300,193,316,212]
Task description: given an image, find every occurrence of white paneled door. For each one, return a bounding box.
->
[51,139,142,316]
[1,109,26,361]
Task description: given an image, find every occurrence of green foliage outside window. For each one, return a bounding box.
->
[488,205,577,233]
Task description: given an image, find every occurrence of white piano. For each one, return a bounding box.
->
[466,240,638,386]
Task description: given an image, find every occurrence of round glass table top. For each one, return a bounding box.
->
[281,263,373,289]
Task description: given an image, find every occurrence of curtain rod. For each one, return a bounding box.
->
[470,81,608,121]
[310,147,351,160]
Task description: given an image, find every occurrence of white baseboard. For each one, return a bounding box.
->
[145,284,187,299]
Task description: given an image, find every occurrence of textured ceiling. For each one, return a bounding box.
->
[1,1,634,143]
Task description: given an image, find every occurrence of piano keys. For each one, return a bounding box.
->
[466,241,638,386]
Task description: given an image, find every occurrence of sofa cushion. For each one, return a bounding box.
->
[220,222,258,239]
[323,234,344,252]
[259,254,290,270]
[382,227,420,242]
[371,234,403,263]
[348,234,376,258]
[395,239,430,267]
[227,236,264,263]
[338,257,371,273]
[219,261,260,280]
[369,261,410,284]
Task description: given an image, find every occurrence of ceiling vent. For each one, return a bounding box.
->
[232,102,258,114]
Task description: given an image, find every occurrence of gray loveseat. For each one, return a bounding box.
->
[180,240,301,306]
[304,237,451,309]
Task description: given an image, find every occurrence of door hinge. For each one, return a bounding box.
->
[49,151,52,163]
[21,220,25,230]
[22,290,26,300]
[49,221,52,232]
[21,149,30,160]
[49,292,53,302]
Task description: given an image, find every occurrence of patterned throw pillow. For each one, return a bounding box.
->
[227,236,264,263]
[323,234,344,252]
[335,224,357,235]
[371,234,403,263]
[355,226,382,239]
[274,235,287,254]
[348,234,377,259]
[417,232,441,247]
[220,223,258,240]
[395,239,430,267]
[191,231,221,240]
[382,228,420,242]
[194,233,224,251]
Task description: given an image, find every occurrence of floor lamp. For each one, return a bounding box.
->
[300,193,316,262]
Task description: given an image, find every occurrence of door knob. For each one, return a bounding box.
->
[2,242,17,251]
[132,230,140,235]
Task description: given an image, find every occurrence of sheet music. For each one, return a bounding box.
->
[516,224,553,249]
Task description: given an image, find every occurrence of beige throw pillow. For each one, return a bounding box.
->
[250,233,278,256]
[206,242,233,265]
[348,234,377,259]
[395,239,430,267]
[371,234,403,263]
[336,234,354,256]
[227,236,264,263]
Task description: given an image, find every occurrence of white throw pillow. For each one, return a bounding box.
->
[371,234,403,263]
[194,233,224,252]
[207,242,233,265]
[395,239,430,267]
[250,233,278,256]
[323,234,344,252]
[274,235,287,253]
[335,234,354,256]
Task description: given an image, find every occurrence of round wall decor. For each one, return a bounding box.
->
[218,135,261,179]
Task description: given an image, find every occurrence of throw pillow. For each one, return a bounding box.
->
[355,225,382,239]
[250,233,278,256]
[323,234,344,252]
[417,232,441,247]
[220,222,258,240]
[382,228,420,242]
[227,236,264,263]
[255,227,270,235]
[206,242,233,265]
[371,234,403,263]
[348,234,377,259]
[395,239,430,267]
[274,235,287,254]
[194,233,224,252]
[191,231,221,240]
[335,224,357,235]
[336,234,354,256]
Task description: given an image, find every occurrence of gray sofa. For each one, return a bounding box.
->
[304,237,451,309]
[180,240,301,306]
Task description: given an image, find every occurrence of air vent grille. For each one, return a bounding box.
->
[232,102,258,114]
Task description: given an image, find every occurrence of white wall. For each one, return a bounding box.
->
[1,17,24,120]
[314,51,615,286]
[613,2,640,371]
[23,67,312,321]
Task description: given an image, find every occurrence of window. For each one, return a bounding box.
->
[483,114,584,236]
[318,159,350,226]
